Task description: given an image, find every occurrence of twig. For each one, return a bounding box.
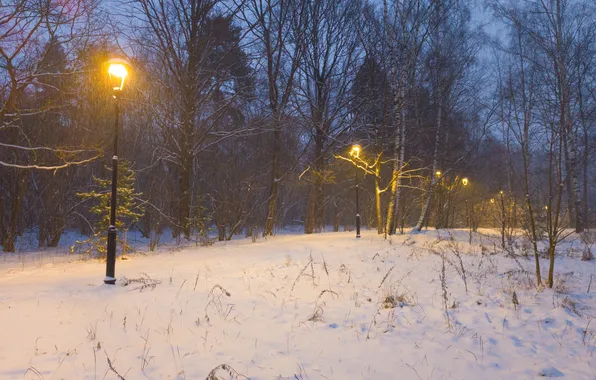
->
[583,318,594,345]
[290,255,316,295]
[194,271,200,291]
[105,351,126,380]
[176,279,187,299]
[378,266,396,289]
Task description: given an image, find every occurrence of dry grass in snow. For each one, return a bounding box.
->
[1,229,596,379]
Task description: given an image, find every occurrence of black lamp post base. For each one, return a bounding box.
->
[105,226,117,284]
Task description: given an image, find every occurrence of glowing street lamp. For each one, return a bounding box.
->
[104,58,131,285]
[461,177,470,235]
[435,170,442,178]
[350,144,361,158]
[350,144,361,238]
[107,58,130,92]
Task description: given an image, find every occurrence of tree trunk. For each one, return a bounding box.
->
[582,107,589,230]
[578,51,589,230]
[178,129,192,239]
[414,0,442,232]
[0,197,5,247]
[265,120,281,236]
[375,160,383,234]
[177,80,195,239]
[4,172,27,252]
[47,226,63,248]
[569,135,582,233]
[548,241,556,288]
[38,213,47,249]
[385,79,405,235]
[333,202,340,232]
[500,193,506,250]
[391,84,407,235]
[384,0,407,236]
[305,130,325,234]
[415,98,442,232]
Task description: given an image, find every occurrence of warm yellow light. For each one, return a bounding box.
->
[435,170,442,178]
[545,205,548,210]
[108,64,128,79]
[490,198,495,204]
[350,144,361,158]
[499,190,504,195]
[462,177,469,186]
[107,58,130,92]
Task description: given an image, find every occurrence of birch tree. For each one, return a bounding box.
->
[414,0,476,231]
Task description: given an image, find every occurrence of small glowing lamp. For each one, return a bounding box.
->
[350,144,361,158]
[107,58,131,92]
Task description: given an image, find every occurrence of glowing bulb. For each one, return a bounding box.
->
[107,58,131,92]
[108,64,128,79]
[350,144,361,158]
[462,177,469,186]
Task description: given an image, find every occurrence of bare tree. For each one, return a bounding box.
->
[384,0,429,235]
[236,0,307,236]
[127,0,252,238]
[298,0,361,234]
[414,0,476,231]
[0,0,104,251]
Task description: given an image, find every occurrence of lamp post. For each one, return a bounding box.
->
[499,190,506,249]
[350,145,361,238]
[435,170,443,228]
[104,58,130,285]
[462,177,471,243]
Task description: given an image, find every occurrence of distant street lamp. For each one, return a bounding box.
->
[104,58,130,285]
[350,144,361,238]
[462,177,471,242]
[435,170,442,178]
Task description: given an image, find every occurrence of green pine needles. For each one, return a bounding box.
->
[73,161,144,256]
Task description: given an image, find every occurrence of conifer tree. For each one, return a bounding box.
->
[74,161,144,256]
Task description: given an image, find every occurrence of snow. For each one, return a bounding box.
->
[1,229,596,379]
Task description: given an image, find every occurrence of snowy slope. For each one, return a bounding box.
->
[1,230,595,379]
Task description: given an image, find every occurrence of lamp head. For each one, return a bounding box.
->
[350,144,361,158]
[107,58,131,93]
[462,177,469,186]
[435,170,442,178]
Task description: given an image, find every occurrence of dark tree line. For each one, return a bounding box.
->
[2,0,596,285]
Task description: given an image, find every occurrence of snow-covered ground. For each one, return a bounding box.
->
[2,230,596,379]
